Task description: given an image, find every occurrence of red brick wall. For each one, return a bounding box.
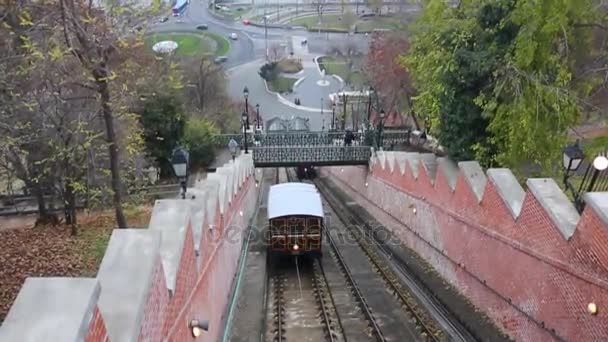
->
[166,175,257,342]
[86,306,109,342]
[322,162,608,341]
[138,258,169,342]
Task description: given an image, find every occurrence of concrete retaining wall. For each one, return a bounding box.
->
[321,151,608,341]
[0,153,258,342]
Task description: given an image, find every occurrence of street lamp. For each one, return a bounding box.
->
[256,103,261,129]
[563,140,584,173]
[171,147,189,199]
[331,102,336,130]
[228,138,238,161]
[241,112,249,154]
[367,86,374,123]
[243,86,249,116]
[377,109,386,149]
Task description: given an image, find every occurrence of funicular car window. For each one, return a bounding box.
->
[272,218,287,235]
[288,217,306,235]
[307,218,321,234]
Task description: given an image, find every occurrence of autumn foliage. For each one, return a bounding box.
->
[364,32,416,127]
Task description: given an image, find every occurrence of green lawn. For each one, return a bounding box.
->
[145,32,214,56]
[290,15,348,31]
[214,5,251,20]
[290,14,402,32]
[204,32,230,56]
[355,16,403,32]
[319,56,367,87]
[269,77,296,93]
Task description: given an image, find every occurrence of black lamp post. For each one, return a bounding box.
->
[562,140,586,212]
[331,102,336,130]
[256,103,260,129]
[228,138,238,161]
[367,86,374,124]
[377,109,385,149]
[171,147,189,199]
[241,112,249,154]
[243,86,249,118]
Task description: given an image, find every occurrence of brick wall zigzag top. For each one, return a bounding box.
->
[183,187,210,258]
[198,180,220,226]
[0,153,256,341]
[207,172,229,214]
[96,229,162,342]
[0,278,101,342]
[148,200,192,293]
[369,152,608,243]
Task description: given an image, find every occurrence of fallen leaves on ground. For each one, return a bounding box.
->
[0,206,152,322]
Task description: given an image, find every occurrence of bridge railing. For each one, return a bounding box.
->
[252,146,372,167]
[212,130,411,148]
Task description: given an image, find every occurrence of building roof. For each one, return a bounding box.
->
[268,183,323,219]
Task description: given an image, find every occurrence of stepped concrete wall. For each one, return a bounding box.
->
[321,151,608,341]
[0,153,258,342]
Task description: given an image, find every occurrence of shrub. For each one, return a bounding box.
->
[259,62,279,81]
[182,118,219,169]
[278,58,303,73]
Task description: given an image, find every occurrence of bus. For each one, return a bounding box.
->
[172,0,188,16]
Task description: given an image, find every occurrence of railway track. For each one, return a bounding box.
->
[267,256,343,342]
[285,168,385,342]
[314,176,477,342]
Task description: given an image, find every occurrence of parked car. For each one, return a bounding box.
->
[229,33,238,40]
[214,56,228,64]
[159,16,168,23]
[242,19,250,25]
[196,24,208,30]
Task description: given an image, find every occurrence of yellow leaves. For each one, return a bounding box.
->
[19,11,34,27]
[49,45,65,61]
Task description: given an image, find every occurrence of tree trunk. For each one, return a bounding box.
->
[65,182,78,235]
[96,68,127,228]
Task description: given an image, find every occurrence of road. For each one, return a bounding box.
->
[146,1,375,129]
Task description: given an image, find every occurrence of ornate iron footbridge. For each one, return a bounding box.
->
[212,130,411,167]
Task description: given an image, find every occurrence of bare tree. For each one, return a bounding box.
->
[311,0,327,24]
[57,0,153,228]
[269,43,284,62]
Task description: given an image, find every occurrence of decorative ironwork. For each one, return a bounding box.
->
[212,130,410,148]
[253,146,372,167]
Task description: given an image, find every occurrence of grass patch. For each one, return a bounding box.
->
[204,32,230,56]
[278,58,303,73]
[145,32,213,56]
[214,5,251,19]
[290,14,403,32]
[290,15,347,31]
[355,16,402,32]
[268,77,296,93]
[319,56,367,87]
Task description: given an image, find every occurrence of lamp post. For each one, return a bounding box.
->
[228,138,238,161]
[331,102,336,130]
[377,109,385,149]
[241,112,249,154]
[243,86,249,119]
[321,97,325,131]
[367,86,373,124]
[256,103,261,129]
[171,147,189,199]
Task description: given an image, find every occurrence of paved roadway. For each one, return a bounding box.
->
[146,1,374,129]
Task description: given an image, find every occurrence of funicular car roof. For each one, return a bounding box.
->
[268,183,323,219]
